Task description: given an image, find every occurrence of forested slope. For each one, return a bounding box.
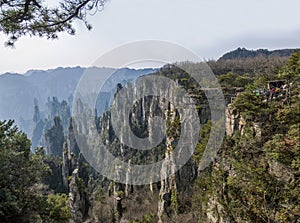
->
[0,52,299,223]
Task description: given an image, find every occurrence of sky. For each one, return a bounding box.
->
[0,0,300,74]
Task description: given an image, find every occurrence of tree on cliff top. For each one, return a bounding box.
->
[0,0,107,46]
[0,120,71,222]
[0,120,49,221]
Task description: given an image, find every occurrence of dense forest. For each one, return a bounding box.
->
[0,51,299,223]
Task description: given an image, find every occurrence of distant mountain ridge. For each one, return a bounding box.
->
[219,47,300,60]
[0,66,157,135]
[1,47,298,135]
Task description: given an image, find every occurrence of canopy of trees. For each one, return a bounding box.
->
[193,53,300,222]
[0,0,107,46]
[0,120,70,222]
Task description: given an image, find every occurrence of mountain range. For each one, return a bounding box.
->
[219,47,300,60]
[1,47,298,136]
[0,67,156,135]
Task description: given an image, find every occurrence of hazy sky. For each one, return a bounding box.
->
[0,0,299,74]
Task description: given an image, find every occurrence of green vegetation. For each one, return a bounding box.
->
[46,194,71,222]
[218,72,253,88]
[129,213,156,223]
[194,120,212,164]
[0,52,299,222]
[0,120,70,222]
[192,52,300,222]
[0,0,107,46]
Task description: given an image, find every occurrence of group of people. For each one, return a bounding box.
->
[229,82,289,104]
[254,83,289,100]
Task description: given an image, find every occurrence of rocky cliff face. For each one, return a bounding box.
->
[62,148,90,222]
[51,78,270,223]
[40,79,227,222]
[68,168,90,223]
[225,104,262,141]
[69,68,212,222]
[45,116,65,156]
[47,64,226,222]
